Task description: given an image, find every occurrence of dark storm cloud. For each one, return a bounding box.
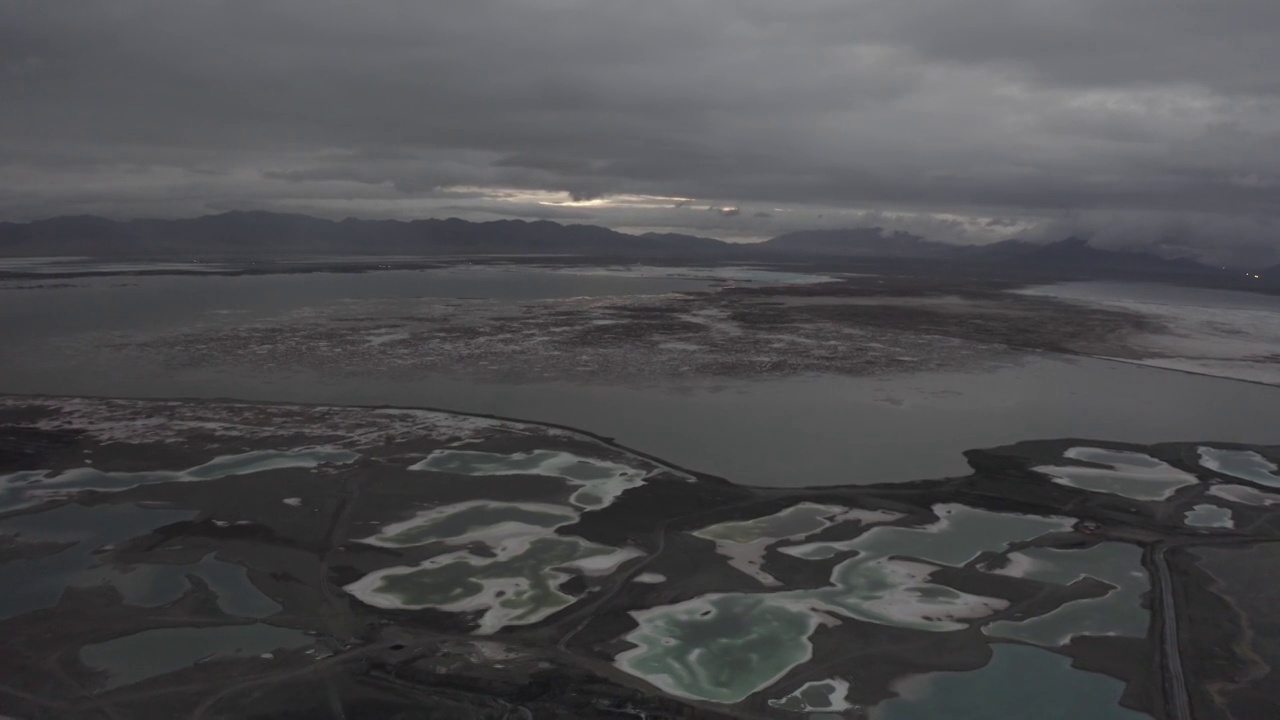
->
[3,1,1279,263]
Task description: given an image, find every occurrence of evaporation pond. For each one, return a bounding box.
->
[0,447,358,512]
[984,542,1148,646]
[808,504,1074,567]
[0,503,195,620]
[874,644,1151,719]
[1034,447,1198,501]
[769,678,853,712]
[346,535,641,634]
[1184,504,1234,529]
[360,500,579,548]
[616,556,1011,703]
[92,552,282,618]
[1208,484,1280,506]
[80,624,313,690]
[410,449,651,509]
[693,503,888,585]
[1199,447,1280,488]
[615,505,1076,704]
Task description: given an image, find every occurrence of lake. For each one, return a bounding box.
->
[4,267,1280,487]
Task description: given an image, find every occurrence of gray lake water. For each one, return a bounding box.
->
[0,267,714,344]
[4,269,1280,487]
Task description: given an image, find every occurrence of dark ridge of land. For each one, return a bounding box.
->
[4,212,1263,291]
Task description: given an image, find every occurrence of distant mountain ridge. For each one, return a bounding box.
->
[760,227,1212,275]
[760,228,947,258]
[0,212,1216,278]
[0,212,730,259]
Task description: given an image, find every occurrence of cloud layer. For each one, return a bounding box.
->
[3,1,1279,264]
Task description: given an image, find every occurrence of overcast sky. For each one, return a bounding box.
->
[4,1,1279,264]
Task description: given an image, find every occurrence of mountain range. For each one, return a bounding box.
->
[0,212,1224,278]
[0,212,726,259]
